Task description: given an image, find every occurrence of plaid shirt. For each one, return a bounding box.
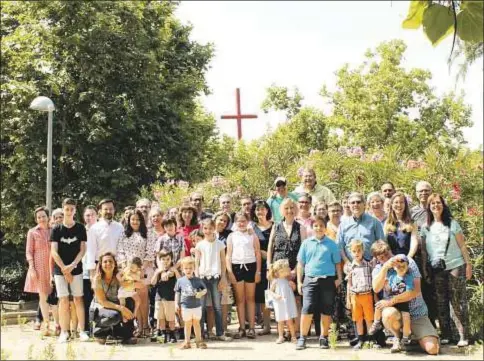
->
[349,259,373,294]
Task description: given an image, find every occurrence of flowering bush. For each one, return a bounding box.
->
[146,143,483,339]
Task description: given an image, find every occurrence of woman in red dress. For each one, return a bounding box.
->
[177,205,199,257]
[24,207,53,335]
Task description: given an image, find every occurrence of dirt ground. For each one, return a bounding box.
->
[1,323,482,360]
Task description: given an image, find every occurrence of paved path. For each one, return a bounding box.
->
[1,324,482,360]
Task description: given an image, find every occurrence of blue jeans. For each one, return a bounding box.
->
[201,277,223,336]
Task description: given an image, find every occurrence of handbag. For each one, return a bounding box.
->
[430,233,451,274]
[265,282,274,310]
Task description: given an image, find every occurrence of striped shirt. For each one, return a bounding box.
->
[348,259,373,294]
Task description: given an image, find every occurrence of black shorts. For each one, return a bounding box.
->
[395,301,409,313]
[301,276,336,316]
[232,262,256,283]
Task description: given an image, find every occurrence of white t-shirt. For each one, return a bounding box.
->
[196,239,226,277]
[230,231,256,265]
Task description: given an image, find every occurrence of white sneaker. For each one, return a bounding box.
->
[457,340,468,347]
[79,331,90,342]
[58,331,70,344]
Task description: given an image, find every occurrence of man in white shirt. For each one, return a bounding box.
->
[82,205,97,334]
[86,199,124,279]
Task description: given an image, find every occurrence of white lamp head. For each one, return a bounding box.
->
[30,96,55,112]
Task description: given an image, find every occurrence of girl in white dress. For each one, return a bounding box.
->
[268,259,298,343]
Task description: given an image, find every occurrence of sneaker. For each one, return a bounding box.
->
[168,331,177,343]
[296,336,306,350]
[276,337,285,344]
[349,336,360,346]
[402,336,411,345]
[319,337,329,349]
[372,343,382,349]
[390,337,402,353]
[353,341,363,350]
[457,339,469,347]
[368,321,383,335]
[79,331,90,342]
[215,335,232,342]
[440,338,450,345]
[57,331,70,344]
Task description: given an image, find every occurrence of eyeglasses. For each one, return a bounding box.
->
[242,202,252,206]
[417,189,431,193]
[349,200,362,205]
[298,201,310,204]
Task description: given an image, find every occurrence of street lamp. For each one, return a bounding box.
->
[30,96,55,212]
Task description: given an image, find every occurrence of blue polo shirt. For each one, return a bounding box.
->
[337,212,385,261]
[297,236,341,277]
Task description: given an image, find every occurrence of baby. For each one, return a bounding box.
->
[117,256,142,318]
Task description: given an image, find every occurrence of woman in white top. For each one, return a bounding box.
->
[226,212,261,339]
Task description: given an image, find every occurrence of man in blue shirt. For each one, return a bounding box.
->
[267,177,299,223]
[296,215,343,350]
[337,192,385,263]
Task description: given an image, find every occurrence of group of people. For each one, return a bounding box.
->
[24,166,472,354]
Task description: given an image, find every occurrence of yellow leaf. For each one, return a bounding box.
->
[402,1,428,29]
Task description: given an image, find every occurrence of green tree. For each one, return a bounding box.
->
[320,40,472,156]
[1,1,214,247]
[261,84,303,119]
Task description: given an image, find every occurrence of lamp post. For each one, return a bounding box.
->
[29,96,55,212]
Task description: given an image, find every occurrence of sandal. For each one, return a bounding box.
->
[196,341,207,349]
[179,342,191,349]
[291,337,298,343]
[247,328,256,339]
[143,327,152,338]
[233,328,246,339]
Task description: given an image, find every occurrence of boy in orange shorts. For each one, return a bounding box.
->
[346,239,374,350]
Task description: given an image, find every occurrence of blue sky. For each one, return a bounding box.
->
[176,1,483,148]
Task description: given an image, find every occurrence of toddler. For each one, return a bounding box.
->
[151,250,179,343]
[117,257,142,318]
[346,239,374,349]
[268,259,298,344]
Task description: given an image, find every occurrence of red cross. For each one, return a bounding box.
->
[221,88,258,140]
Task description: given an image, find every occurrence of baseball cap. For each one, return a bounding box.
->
[274,177,287,187]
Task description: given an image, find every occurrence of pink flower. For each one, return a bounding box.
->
[349,146,364,157]
[371,152,383,162]
[297,167,305,177]
[468,207,479,216]
[450,183,461,201]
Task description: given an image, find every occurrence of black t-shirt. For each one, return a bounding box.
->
[50,222,87,276]
[155,274,177,301]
